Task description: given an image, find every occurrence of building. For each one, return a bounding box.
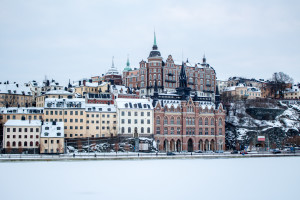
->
[216,80,228,94]
[40,121,64,154]
[36,90,74,107]
[85,104,117,138]
[0,82,34,107]
[152,63,226,152]
[73,80,110,97]
[122,33,217,99]
[3,119,41,154]
[115,98,154,137]
[86,93,114,105]
[284,85,300,99]
[103,57,122,85]
[223,84,262,100]
[44,98,86,138]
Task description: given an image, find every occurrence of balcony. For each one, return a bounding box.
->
[165,79,176,83]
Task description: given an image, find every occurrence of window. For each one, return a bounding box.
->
[171,117,174,125]
[7,128,10,132]
[128,127,131,133]
[171,127,174,134]
[211,119,214,126]
[147,112,150,116]
[177,127,180,135]
[141,119,144,124]
[36,128,39,132]
[128,119,131,124]
[30,141,33,146]
[219,128,222,135]
[147,127,150,133]
[199,118,202,125]
[24,141,27,147]
[164,127,168,134]
[205,118,208,125]
[141,112,144,116]
[121,119,125,124]
[211,128,215,135]
[205,128,208,135]
[121,111,125,116]
[156,117,160,125]
[147,119,150,124]
[19,128,22,132]
[164,117,168,124]
[219,119,222,126]
[13,128,16,132]
[134,119,138,124]
[128,112,131,116]
[156,127,160,134]
[141,127,144,133]
[199,128,203,135]
[177,117,180,125]
[6,141,10,147]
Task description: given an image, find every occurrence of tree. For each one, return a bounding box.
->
[268,72,293,99]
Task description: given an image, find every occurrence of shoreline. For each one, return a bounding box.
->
[1,153,299,162]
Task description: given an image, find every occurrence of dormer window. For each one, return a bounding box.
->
[108,108,111,111]
[125,103,128,108]
[45,127,49,130]
[57,133,61,136]
[44,132,49,136]
[57,127,61,130]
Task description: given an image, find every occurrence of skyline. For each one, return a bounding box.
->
[1,0,300,85]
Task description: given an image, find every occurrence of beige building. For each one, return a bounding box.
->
[85,104,117,138]
[74,81,110,97]
[0,83,34,107]
[40,121,64,154]
[44,98,86,139]
[223,84,261,100]
[3,120,41,154]
[284,85,300,99]
[36,90,74,107]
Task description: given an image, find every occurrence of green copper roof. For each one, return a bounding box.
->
[123,55,132,71]
[154,31,157,46]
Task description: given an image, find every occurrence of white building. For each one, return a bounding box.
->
[3,119,41,154]
[40,121,64,154]
[284,85,300,99]
[115,98,154,137]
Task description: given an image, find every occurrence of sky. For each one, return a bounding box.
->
[0,0,300,86]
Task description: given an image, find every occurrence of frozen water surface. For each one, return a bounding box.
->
[0,157,299,200]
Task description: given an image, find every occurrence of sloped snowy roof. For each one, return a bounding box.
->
[41,122,64,138]
[44,98,85,108]
[5,120,41,127]
[0,83,32,96]
[111,85,127,94]
[85,104,116,112]
[116,98,153,109]
[0,107,44,114]
[45,90,73,95]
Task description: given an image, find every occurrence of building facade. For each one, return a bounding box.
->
[40,121,64,154]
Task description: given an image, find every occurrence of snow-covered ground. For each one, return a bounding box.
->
[1,157,299,200]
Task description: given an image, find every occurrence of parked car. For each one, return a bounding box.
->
[271,149,281,154]
[214,150,224,153]
[166,152,176,156]
[231,150,238,154]
[194,150,203,153]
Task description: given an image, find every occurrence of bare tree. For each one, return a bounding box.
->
[268,72,293,99]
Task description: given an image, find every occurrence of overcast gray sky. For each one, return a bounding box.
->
[1,0,300,85]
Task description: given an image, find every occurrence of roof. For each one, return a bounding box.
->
[85,104,116,112]
[45,90,73,95]
[115,98,153,109]
[0,107,44,114]
[0,83,32,96]
[5,120,41,127]
[110,85,127,94]
[41,122,64,138]
[44,98,85,109]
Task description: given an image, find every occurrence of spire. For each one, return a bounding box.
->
[152,31,158,50]
[112,56,115,68]
[203,53,206,64]
[126,55,130,67]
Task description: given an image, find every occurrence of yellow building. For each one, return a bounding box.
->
[40,121,64,154]
[3,119,41,154]
[0,83,33,107]
[36,90,74,107]
[223,84,261,100]
[284,85,300,100]
[74,81,110,97]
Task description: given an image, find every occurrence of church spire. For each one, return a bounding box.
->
[126,55,130,67]
[112,56,115,68]
[152,31,158,50]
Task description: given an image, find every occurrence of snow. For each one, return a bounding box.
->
[45,90,73,95]
[45,98,85,108]
[41,122,64,138]
[5,120,41,126]
[115,98,153,109]
[0,157,299,200]
[0,83,32,95]
[85,104,116,112]
[0,107,44,114]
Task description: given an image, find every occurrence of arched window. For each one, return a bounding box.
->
[211,118,214,126]
[36,141,39,146]
[199,118,202,125]
[121,127,125,133]
[171,117,174,125]
[156,117,160,125]
[24,141,27,147]
[6,141,10,147]
[30,141,33,147]
[141,127,144,133]
[219,118,222,126]
[164,117,168,124]
[147,127,150,133]
[205,118,208,125]
[192,118,195,125]
[12,141,16,147]
[18,141,22,147]
[158,74,161,80]
[177,117,180,125]
[149,75,152,80]
[128,127,131,133]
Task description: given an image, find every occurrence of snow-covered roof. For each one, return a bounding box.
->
[0,107,44,114]
[44,98,85,109]
[285,85,300,93]
[0,83,32,96]
[116,98,153,109]
[85,104,116,112]
[45,90,73,95]
[111,85,127,94]
[5,120,41,127]
[41,122,64,138]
